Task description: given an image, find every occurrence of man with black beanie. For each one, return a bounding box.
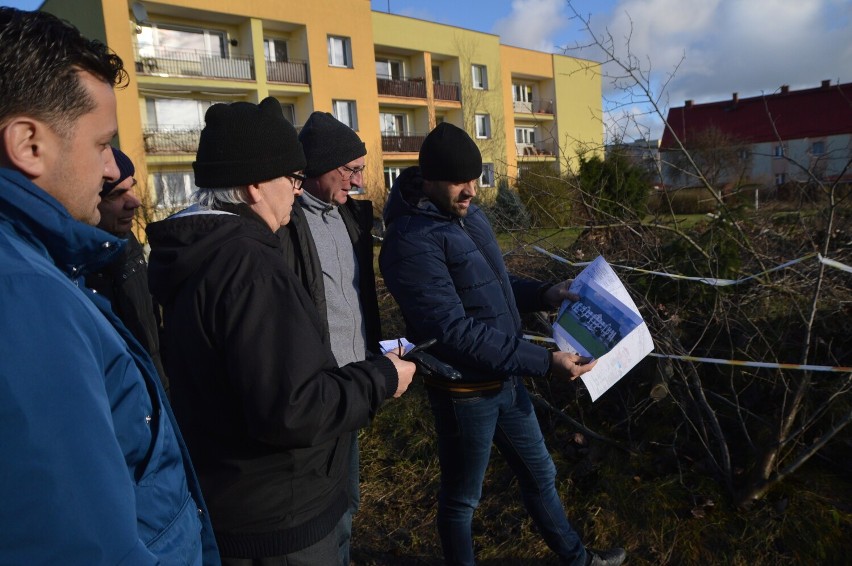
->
[280,110,382,566]
[146,98,415,565]
[87,147,168,393]
[380,122,626,566]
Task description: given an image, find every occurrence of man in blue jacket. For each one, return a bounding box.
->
[0,8,218,564]
[380,123,626,566]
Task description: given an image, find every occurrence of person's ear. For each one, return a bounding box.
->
[244,183,262,204]
[2,118,50,178]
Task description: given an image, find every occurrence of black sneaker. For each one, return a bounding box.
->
[587,547,627,566]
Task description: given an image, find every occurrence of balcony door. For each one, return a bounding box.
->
[515,127,537,155]
[380,113,406,135]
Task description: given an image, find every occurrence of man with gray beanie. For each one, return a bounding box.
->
[147,98,415,565]
[380,122,626,566]
[280,110,382,565]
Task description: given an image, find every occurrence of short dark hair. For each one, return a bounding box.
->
[0,7,127,136]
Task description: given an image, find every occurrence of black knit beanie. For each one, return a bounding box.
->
[419,122,482,182]
[298,111,367,178]
[101,147,135,196]
[193,97,306,188]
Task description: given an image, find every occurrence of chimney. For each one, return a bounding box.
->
[780,85,789,94]
[685,99,693,108]
[732,92,739,104]
[821,79,831,89]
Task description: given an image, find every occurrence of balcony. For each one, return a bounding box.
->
[377,76,427,99]
[143,127,202,154]
[136,46,254,80]
[265,59,309,84]
[433,80,461,102]
[382,133,427,153]
[517,141,556,157]
[513,98,554,114]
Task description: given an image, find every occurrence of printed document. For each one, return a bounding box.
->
[552,256,654,401]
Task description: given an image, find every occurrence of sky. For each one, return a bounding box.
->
[372,0,852,141]
[4,0,850,140]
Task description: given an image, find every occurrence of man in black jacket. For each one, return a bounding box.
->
[283,111,383,566]
[147,98,416,565]
[380,123,625,566]
[87,147,167,392]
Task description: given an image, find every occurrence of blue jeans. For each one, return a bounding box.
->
[427,377,587,566]
[336,433,360,566]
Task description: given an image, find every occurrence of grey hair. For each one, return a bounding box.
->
[191,186,249,209]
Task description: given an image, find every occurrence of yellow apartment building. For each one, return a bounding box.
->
[41,0,601,214]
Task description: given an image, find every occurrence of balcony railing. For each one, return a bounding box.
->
[382,133,427,153]
[433,80,461,101]
[143,127,202,154]
[513,98,554,114]
[265,59,309,84]
[377,76,427,98]
[516,141,556,157]
[135,46,254,80]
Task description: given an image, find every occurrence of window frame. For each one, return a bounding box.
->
[332,100,359,130]
[327,35,353,68]
[479,163,495,187]
[471,64,488,90]
[475,113,491,139]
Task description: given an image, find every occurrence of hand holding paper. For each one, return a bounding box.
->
[551,256,654,401]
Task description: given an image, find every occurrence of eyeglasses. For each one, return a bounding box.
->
[287,172,306,190]
[339,164,365,180]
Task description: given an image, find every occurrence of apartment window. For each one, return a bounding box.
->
[515,127,536,145]
[146,98,222,131]
[480,163,495,187]
[812,141,825,155]
[333,100,358,130]
[775,173,786,186]
[281,103,296,127]
[471,64,488,89]
[475,114,491,139]
[384,166,402,190]
[513,83,533,103]
[774,144,785,158]
[379,113,405,134]
[328,36,352,68]
[432,64,441,81]
[153,171,195,208]
[137,23,226,58]
[264,38,288,62]
[375,58,402,79]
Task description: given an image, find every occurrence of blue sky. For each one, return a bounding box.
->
[5,0,851,140]
[373,0,852,140]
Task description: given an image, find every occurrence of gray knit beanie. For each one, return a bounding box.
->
[299,111,367,178]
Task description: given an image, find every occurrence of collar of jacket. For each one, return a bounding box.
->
[0,168,125,279]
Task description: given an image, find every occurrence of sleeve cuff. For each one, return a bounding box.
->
[370,355,400,400]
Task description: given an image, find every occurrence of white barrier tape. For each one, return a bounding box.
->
[532,247,849,285]
[522,334,851,374]
[819,253,852,273]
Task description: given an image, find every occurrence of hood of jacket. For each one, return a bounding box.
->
[146,204,280,305]
[383,166,482,228]
[0,168,125,278]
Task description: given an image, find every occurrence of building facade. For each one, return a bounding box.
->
[42,0,602,214]
[660,81,852,191]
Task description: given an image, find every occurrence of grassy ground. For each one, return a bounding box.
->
[352,380,852,565]
[361,237,852,565]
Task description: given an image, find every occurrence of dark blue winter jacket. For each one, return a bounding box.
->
[0,168,219,565]
[379,166,552,384]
